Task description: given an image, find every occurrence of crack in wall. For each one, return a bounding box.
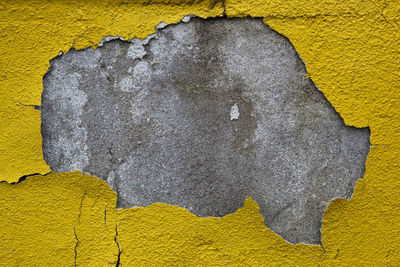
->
[114,224,121,267]
[12,99,40,110]
[77,192,86,223]
[73,225,79,267]
[379,0,400,30]
[6,171,52,185]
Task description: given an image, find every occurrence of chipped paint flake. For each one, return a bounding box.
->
[230,103,240,120]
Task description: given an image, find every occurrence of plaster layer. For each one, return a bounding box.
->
[41,18,370,244]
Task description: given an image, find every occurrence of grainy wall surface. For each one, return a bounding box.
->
[41,17,370,244]
[1,0,400,266]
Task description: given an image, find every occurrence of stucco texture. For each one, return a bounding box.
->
[0,0,399,265]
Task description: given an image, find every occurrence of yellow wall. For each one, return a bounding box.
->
[1,0,400,265]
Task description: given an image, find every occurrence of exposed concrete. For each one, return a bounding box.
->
[41,17,370,244]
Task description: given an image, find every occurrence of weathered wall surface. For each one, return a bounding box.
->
[41,17,370,245]
[1,0,400,266]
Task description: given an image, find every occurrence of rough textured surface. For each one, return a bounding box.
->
[41,18,370,244]
[0,172,324,266]
[2,0,400,265]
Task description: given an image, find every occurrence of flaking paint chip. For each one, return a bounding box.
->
[230,103,239,120]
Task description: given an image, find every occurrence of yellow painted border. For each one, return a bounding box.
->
[1,0,400,265]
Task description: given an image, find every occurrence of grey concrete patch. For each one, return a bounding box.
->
[41,17,370,244]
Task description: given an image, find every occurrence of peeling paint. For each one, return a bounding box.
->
[40,17,370,244]
[1,0,400,265]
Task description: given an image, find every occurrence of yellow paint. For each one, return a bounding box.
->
[1,0,400,265]
[0,172,323,265]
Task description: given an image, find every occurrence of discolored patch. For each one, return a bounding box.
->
[41,17,370,244]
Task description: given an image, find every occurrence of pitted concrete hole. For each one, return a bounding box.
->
[41,17,370,244]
